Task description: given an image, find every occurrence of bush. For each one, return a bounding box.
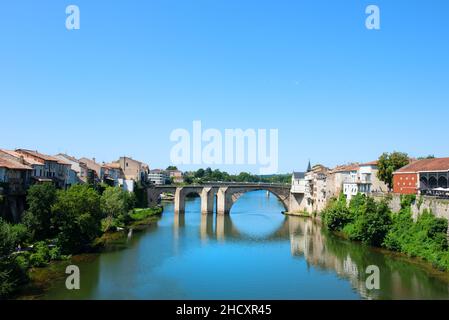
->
[400,194,416,209]
[343,198,392,246]
[29,241,50,267]
[384,209,449,271]
[322,193,351,231]
[11,224,29,246]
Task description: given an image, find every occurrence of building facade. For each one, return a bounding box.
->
[148,169,170,185]
[304,164,329,213]
[54,154,89,184]
[118,157,149,182]
[102,162,124,186]
[79,157,105,184]
[291,172,306,194]
[393,157,449,196]
[4,149,69,188]
[0,156,33,222]
[167,169,184,184]
[341,161,388,200]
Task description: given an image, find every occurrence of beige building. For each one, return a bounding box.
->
[327,164,359,199]
[304,164,330,213]
[167,169,184,183]
[117,156,149,182]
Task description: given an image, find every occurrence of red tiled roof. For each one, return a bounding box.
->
[103,162,121,169]
[0,157,32,170]
[394,157,449,173]
[360,160,378,166]
[0,149,44,166]
[16,149,62,163]
[331,164,359,173]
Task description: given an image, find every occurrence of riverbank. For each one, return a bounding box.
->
[321,193,449,273]
[14,206,163,300]
[283,211,317,218]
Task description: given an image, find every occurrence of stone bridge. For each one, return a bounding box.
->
[147,183,292,215]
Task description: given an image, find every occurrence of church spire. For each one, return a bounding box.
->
[307,160,312,172]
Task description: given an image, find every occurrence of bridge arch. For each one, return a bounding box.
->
[229,188,289,213]
[216,185,290,215]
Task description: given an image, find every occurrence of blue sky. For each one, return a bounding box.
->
[1,0,448,173]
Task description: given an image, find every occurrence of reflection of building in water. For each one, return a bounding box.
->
[289,217,325,263]
[343,255,359,277]
[288,217,372,299]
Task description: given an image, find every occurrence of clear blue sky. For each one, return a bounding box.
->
[1,0,448,174]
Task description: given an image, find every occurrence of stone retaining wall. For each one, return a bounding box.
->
[372,193,449,238]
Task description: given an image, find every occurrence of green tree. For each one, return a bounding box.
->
[52,184,103,254]
[22,183,57,241]
[194,168,205,178]
[377,152,409,190]
[133,181,147,208]
[101,187,128,218]
[184,175,194,184]
[166,166,178,171]
[417,155,435,160]
[101,186,135,231]
[0,218,28,299]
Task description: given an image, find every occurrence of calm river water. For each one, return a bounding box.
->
[39,191,449,300]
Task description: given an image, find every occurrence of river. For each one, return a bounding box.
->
[37,191,449,300]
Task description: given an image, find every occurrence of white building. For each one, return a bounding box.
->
[291,172,306,193]
[341,161,388,200]
[148,169,169,185]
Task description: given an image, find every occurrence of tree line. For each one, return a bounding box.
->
[181,168,291,185]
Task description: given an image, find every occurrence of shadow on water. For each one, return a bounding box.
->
[26,190,449,300]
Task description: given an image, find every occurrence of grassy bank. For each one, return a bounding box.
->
[14,205,163,300]
[0,182,164,299]
[321,193,449,272]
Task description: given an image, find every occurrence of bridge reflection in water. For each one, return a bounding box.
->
[172,209,449,300]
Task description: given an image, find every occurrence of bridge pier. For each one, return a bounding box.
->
[174,187,185,214]
[216,187,231,215]
[200,187,215,214]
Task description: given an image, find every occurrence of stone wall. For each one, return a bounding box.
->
[372,193,449,238]
[372,193,449,221]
